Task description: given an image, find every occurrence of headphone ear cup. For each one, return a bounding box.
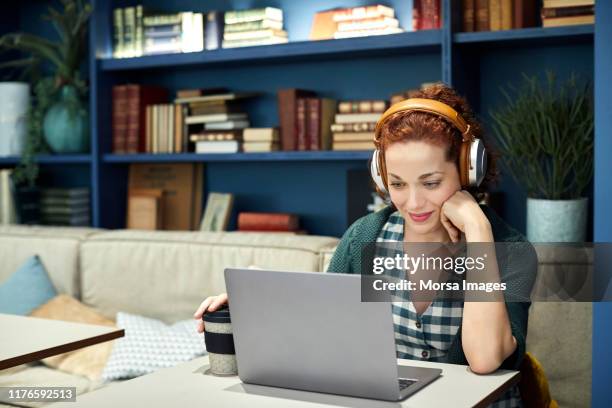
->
[370,150,390,201]
[468,138,487,187]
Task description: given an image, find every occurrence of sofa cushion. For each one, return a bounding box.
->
[101,312,206,381]
[29,295,116,381]
[0,255,57,315]
[80,230,338,323]
[0,225,99,297]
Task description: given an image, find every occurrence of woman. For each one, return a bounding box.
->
[195,84,536,407]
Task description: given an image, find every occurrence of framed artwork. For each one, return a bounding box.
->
[199,193,234,231]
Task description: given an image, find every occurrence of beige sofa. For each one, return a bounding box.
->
[0,225,591,407]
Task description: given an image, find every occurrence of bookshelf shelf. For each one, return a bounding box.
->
[0,155,92,165]
[454,25,594,45]
[99,30,443,71]
[103,151,373,163]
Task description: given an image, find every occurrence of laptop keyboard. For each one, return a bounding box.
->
[398,378,417,390]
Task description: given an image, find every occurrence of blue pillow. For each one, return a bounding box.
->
[0,255,57,315]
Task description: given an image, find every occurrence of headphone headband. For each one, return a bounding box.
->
[374,98,474,143]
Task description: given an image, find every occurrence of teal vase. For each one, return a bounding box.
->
[43,85,89,153]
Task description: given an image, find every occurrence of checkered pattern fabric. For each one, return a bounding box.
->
[377,211,522,408]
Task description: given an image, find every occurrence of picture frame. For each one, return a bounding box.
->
[200,192,234,231]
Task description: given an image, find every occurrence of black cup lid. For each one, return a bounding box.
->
[203,305,231,323]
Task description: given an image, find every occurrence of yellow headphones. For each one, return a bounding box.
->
[370,98,487,200]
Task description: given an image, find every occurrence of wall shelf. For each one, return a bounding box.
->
[0,155,92,165]
[99,30,442,71]
[103,151,373,163]
[454,25,594,46]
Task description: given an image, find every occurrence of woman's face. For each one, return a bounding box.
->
[385,140,461,238]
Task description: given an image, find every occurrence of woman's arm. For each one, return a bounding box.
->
[460,217,517,374]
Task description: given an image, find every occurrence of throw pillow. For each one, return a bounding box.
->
[29,295,116,381]
[101,312,206,381]
[0,255,57,315]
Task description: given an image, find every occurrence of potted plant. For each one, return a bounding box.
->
[0,0,92,155]
[490,71,594,243]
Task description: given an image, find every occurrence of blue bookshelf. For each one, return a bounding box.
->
[454,24,594,44]
[0,155,92,165]
[103,151,373,163]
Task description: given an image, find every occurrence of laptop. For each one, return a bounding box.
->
[224,268,442,401]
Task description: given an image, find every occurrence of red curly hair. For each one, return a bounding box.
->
[376,83,499,197]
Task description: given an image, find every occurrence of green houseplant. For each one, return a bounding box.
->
[490,71,594,242]
[0,0,91,164]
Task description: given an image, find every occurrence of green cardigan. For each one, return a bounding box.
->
[326,205,537,370]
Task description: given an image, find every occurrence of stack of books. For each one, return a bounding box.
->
[333,5,403,39]
[178,91,257,153]
[243,128,280,152]
[541,0,594,27]
[462,0,540,31]
[331,100,385,151]
[222,7,288,48]
[143,11,204,55]
[40,188,90,227]
[144,103,183,153]
[112,5,205,58]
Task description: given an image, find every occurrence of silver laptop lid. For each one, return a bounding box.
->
[224,268,401,400]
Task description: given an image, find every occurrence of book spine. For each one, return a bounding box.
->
[489,0,502,31]
[113,8,124,58]
[224,19,283,32]
[541,5,595,18]
[307,98,321,151]
[237,213,298,231]
[330,122,377,133]
[514,0,537,29]
[277,90,296,151]
[501,0,513,30]
[135,5,143,57]
[205,11,224,50]
[143,13,182,26]
[296,98,307,151]
[463,0,475,32]
[112,85,128,153]
[475,0,490,31]
[124,7,135,57]
[224,8,282,25]
[338,100,386,113]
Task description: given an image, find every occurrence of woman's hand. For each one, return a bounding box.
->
[193,293,228,333]
[440,190,491,243]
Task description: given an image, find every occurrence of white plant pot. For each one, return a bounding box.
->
[0,82,30,157]
[527,197,588,243]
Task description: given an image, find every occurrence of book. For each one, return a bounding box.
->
[330,122,377,133]
[243,142,280,152]
[296,98,308,150]
[123,7,136,57]
[222,37,289,48]
[541,5,594,18]
[177,87,229,98]
[475,0,490,31]
[336,17,400,32]
[200,192,233,231]
[543,0,594,7]
[128,163,200,230]
[195,140,240,153]
[542,14,594,27]
[204,11,225,50]
[0,169,17,225]
[332,140,376,150]
[310,8,341,40]
[113,8,125,58]
[185,113,247,125]
[126,85,168,153]
[338,100,387,114]
[332,132,375,142]
[277,89,316,150]
[41,214,91,226]
[41,187,90,199]
[332,5,395,22]
[307,98,336,151]
[112,85,129,153]
[463,0,475,32]
[243,128,279,142]
[144,24,181,37]
[501,0,513,30]
[335,112,382,124]
[333,27,403,39]
[127,188,163,230]
[175,92,258,104]
[237,212,299,232]
[489,0,502,31]
[223,29,287,41]
[514,0,538,28]
[224,7,283,25]
[224,19,283,32]
[204,120,250,130]
[421,0,441,30]
[190,131,242,142]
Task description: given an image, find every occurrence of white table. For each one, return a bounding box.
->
[50,356,519,408]
[0,313,124,370]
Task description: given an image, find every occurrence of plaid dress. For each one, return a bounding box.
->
[377,210,522,408]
